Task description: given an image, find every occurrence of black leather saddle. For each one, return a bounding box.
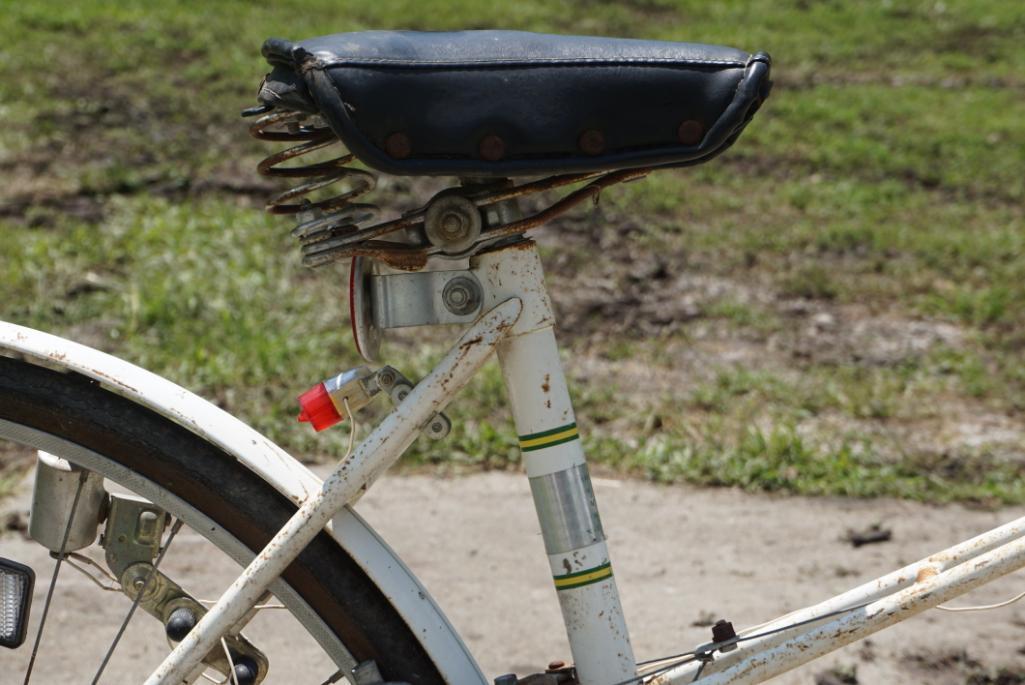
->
[257,30,771,177]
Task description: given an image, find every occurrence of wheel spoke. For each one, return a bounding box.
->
[91,518,184,685]
[221,637,240,685]
[22,470,89,685]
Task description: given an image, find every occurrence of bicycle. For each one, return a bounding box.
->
[2,28,1023,685]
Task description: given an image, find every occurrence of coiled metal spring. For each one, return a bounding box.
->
[249,110,381,267]
[250,107,653,270]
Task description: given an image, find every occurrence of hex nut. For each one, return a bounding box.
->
[424,195,482,253]
[442,276,482,316]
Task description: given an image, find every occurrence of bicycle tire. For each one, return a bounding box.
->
[0,354,445,684]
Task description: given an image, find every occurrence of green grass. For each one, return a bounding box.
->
[621,426,1025,505]
[1,1,1024,503]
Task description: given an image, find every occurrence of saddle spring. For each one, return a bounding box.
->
[249,107,653,270]
[249,110,382,268]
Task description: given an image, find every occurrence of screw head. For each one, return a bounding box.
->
[384,132,412,159]
[232,656,260,685]
[677,119,704,146]
[479,134,506,161]
[165,607,198,642]
[440,213,465,238]
[377,369,396,388]
[578,129,606,155]
[442,277,481,316]
[424,195,482,253]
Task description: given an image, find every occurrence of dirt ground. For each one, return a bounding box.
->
[4,467,1025,684]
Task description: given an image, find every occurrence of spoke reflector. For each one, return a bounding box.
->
[0,558,34,649]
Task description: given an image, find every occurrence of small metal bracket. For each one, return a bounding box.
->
[376,366,451,440]
[350,659,413,685]
[712,619,738,653]
[424,193,483,254]
[29,451,108,554]
[370,270,483,329]
[324,366,380,415]
[350,255,383,363]
[493,665,576,685]
[101,494,268,683]
[103,494,168,578]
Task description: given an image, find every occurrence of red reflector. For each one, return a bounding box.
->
[297,383,343,432]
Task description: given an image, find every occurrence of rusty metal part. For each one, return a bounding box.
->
[677,119,704,145]
[712,619,738,653]
[142,299,522,685]
[251,108,652,269]
[491,668,576,685]
[120,564,269,683]
[578,129,606,156]
[384,132,412,159]
[478,134,506,161]
[652,518,1025,684]
[250,110,380,263]
[101,496,268,682]
[424,194,483,253]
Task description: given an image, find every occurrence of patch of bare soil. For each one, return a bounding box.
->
[6,469,1025,683]
[785,304,964,366]
[902,648,1025,685]
[1,71,275,228]
[533,202,1025,465]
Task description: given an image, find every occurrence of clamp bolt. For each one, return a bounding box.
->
[165,606,198,642]
[442,276,481,316]
[712,618,738,652]
[424,194,482,253]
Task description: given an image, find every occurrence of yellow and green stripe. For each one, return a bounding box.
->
[553,562,613,591]
[519,422,579,452]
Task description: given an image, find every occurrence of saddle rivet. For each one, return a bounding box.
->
[479,134,506,161]
[677,119,704,146]
[384,132,411,159]
[578,129,606,156]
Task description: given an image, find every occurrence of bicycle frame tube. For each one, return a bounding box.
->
[656,517,1025,684]
[14,236,1025,685]
[144,297,522,685]
[475,242,638,684]
[665,515,1025,683]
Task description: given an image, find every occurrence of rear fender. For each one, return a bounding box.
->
[0,319,485,684]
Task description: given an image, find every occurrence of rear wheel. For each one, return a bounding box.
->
[0,355,445,684]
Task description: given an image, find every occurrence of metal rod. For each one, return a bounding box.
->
[657,531,1025,684]
[22,471,89,685]
[143,298,522,685]
[667,515,1025,681]
[477,241,637,684]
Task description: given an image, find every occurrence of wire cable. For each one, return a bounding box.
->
[624,601,876,684]
[342,396,358,461]
[22,470,89,685]
[936,589,1025,613]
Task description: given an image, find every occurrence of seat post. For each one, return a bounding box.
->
[474,240,637,685]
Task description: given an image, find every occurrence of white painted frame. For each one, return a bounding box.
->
[0,320,490,684]
[5,239,1025,685]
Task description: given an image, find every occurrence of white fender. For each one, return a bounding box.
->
[0,319,485,684]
